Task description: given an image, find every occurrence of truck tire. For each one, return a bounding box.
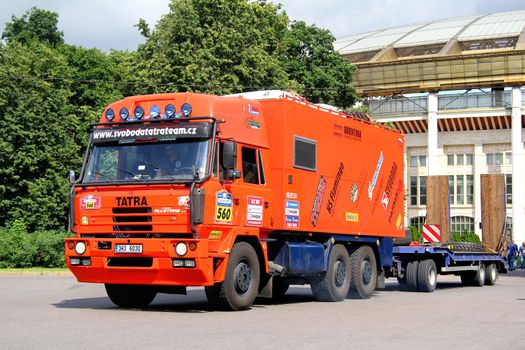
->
[311,244,351,302]
[417,259,437,292]
[104,284,157,308]
[348,245,377,299]
[484,263,498,286]
[472,263,486,287]
[406,260,419,291]
[206,242,260,311]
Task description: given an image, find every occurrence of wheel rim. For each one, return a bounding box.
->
[489,266,496,280]
[428,268,437,286]
[234,260,252,295]
[361,259,373,286]
[334,259,346,288]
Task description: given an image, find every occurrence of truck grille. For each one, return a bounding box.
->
[112,207,152,237]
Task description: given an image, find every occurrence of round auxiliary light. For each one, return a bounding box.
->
[74,241,87,255]
[150,105,161,118]
[165,104,176,118]
[105,108,115,121]
[175,242,188,256]
[119,107,129,121]
[134,105,145,119]
[181,103,192,117]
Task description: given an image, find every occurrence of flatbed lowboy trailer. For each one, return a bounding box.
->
[387,244,508,292]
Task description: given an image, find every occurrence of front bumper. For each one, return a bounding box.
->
[65,238,217,286]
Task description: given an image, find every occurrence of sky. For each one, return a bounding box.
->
[0,0,524,52]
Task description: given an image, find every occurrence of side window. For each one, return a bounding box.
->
[294,136,316,171]
[242,147,259,184]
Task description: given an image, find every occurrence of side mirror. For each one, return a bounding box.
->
[68,170,76,184]
[222,141,237,170]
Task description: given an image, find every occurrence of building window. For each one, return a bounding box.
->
[449,175,474,205]
[410,216,426,232]
[409,176,426,206]
[486,152,504,165]
[451,216,474,233]
[410,155,426,168]
[506,174,512,205]
[447,153,473,166]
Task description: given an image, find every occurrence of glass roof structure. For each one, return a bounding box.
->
[335,10,525,61]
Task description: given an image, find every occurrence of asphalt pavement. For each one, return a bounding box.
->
[1,270,524,350]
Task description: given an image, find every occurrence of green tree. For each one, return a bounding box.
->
[0,40,78,230]
[279,21,357,108]
[2,7,64,46]
[135,0,295,95]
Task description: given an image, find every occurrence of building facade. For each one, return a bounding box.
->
[335,11,525,244]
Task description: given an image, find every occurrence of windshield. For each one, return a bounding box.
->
[83,139,210,183]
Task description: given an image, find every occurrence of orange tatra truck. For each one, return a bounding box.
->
[65,90,405,310]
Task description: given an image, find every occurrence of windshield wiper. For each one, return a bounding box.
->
[116,168,151,180]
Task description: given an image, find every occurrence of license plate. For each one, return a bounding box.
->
[114,244,143,254]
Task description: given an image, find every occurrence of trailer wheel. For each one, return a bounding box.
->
[472,263,486,287]
[207,242,260,311]
[417,259,437,292]
[104,284,157,308]
[349,245,377,299]
[311,244,351,302]
[406,261,419,291]
[484,264,498,286]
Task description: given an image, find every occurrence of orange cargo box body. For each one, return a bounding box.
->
[257,96,405,238]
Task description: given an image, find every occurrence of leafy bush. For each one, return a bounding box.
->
[450,230,481,243]
[409,226,422,243]
[0,220,70,268]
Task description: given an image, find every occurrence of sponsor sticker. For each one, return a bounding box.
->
[208,230,222,240]
[248,104,260,116]
[286,192,298,199]
[246,196,263,226]
[285,200,300,228]
[215,191,233,224]
[350,183,358,203]
[368,151,384,200]
[153,207,181,214]
[178,196,190,207]
[345,212,359,222]
[80,195,101,210]
[396,214,402,229]
[326,162,344,215]
[81,216,89,225]
[310,176,327,227]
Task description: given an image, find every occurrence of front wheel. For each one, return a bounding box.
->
[311,244,351,302]
[105,284,157,308]
[206,242,260,311]
[417,259,437,292]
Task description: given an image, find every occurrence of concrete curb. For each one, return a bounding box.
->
[0,270,73,276]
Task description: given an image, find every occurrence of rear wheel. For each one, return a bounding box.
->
[485,264,498,286]
[406,260,419,291]
[311,244,351,302]
[349,245,377,299]
[206,242,260,311]
[417,259,437,292]
[105,284,157,308]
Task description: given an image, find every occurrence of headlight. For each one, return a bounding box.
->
[181,103,192,117]
[175,242,187,256]
[120,107,129,120]
[165,104,175,118]
[134,106,145,119]
[150,105,160,118]
[74,241,87,255]
[105,108,115,121]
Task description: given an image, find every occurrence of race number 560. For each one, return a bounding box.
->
[216,207,232,222]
